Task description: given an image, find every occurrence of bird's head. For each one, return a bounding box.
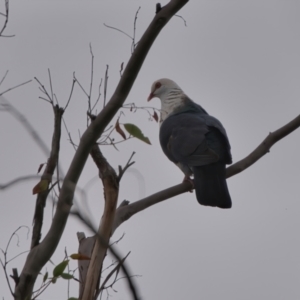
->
[147,78,182,101]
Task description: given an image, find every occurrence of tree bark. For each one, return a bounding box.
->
[14,1,189,298]
[81,145,119,300]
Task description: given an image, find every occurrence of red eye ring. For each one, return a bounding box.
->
[155,82,161,89]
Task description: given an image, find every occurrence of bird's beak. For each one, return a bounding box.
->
[147,92,154,101]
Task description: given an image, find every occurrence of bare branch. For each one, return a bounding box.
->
[48,69,54,101]
[96,252,130,299]
[34,77,54,105]
[0,0,15,37]
[175,14,187,26]
[91,78,103,112]
[103,65,109,108]
[0,70,8,86]
[112,114,300,232]
[73,72,89,98]
[13,2,189,298]
[64,78,76,111]
[31,105,64,249]
[226,114,300,178]
[0,79,32,96]
[88,43,94,114]
[81,145,119,300]
[104,23,133,40]
[117,152,135,182]
[0,226,30,297]
[131,7,141,53]
[0,175,40,190]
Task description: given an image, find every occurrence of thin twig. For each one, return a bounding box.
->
[73,72,89,98]
[88,43,94,114]
[0,0,15,37]
[6,250,30,264]
[34,77,53,104]
[103,65,109,108]
[0,79,32,96]
[0,70,8,86]
[48,69,54,101]
[64,78,76,111]
[175,14,187,26]
[0,226,30,296]
[95,252,131,299]
[91,78,103,112]
[0,258,14,296]
[131,7,141,53]
[117,152,135,182]
[103,23,133,40]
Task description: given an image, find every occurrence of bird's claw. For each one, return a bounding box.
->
[183,176,194,192]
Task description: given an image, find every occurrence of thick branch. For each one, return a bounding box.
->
[13,2,189,298]
[81,145,119,300]
[112,114,300,233]
[31,105,64,249]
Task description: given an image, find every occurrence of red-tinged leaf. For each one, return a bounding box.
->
[70,253,91,260]
[37,163,46,174]
[152,111,158,122]
[53,260,69,277]
[32,179,49,195]
[124,123,151,145]
[115,119,126,140]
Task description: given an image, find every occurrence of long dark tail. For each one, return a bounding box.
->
[192,163,232,209]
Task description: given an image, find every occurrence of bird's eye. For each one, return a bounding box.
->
[155,82,162,89]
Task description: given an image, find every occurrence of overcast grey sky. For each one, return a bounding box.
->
[1,1,300,299]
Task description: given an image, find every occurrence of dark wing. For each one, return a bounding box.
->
[160,111,232,167]
[159,112,226,168]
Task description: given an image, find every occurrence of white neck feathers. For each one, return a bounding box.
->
[159,88,184,124]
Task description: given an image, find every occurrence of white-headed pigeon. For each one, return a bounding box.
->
[148,78,232,208]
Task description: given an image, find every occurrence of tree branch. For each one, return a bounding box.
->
[13,2,189,298]
[81,145,119,300]
[31,105,64,249]
[112,114,300,233]
[0,0,15,38]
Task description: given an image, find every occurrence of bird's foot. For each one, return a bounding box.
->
[183,176,194,192]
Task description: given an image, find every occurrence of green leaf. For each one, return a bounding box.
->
[51,277,57,284]
[43,271,48,282]
[52,260,69,277]
[61,273,73,280]
[68,298,79,300]
[124,123,151,145]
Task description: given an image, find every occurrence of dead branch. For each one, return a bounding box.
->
[0,70,8,86]
[112,114,300,233]
[81,145,119,300]
[0,0,14,37]
[0,80,32,96]
[31,105,64,249]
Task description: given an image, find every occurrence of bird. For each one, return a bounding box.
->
[147,78,232,208]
